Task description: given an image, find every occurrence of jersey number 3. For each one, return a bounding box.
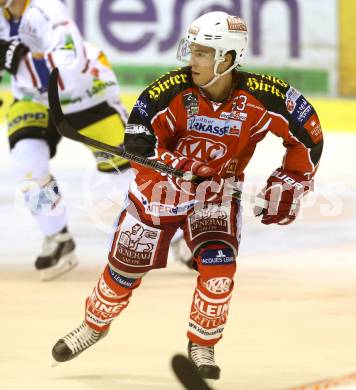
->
[234,95,247,111]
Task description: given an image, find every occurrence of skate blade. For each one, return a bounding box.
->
[39,253,79,281]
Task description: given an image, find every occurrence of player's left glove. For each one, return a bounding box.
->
[254,168,311,225]
[0,39,29,75]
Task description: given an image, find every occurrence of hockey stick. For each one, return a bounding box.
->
[172,354,356,390]
[287,371,356,390]
[171,354,212,390]
[48,68,193,181]
[48,68,267,208]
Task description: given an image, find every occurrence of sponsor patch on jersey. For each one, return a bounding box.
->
[133,99,149,117]
[219,112,231,120]
[87,79,116,97]
[177,135,227,161]
[285,86,301,113]
[188,115,241,137]
[148,73,188,99]
[291,96,315,125]
[201,247,235,265]
[220,111,247,121]
[125,124,151,135]
[246,77,286,99]
[304,113,323,143]
[144,201,196,216]
[231,111,247,121]
[183,92,199,117]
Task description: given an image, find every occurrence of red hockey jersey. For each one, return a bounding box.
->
[124,67,323,220]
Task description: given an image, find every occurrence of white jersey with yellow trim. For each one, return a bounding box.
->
[0,0,120,113]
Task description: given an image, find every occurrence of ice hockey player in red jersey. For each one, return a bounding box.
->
[52,11,323,381]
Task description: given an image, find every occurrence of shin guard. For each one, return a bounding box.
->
[187,244,236,346]
[85,265,141,331]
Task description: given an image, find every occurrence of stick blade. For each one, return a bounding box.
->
[171,354,211,390]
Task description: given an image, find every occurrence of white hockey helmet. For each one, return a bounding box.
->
[177,11,248,87]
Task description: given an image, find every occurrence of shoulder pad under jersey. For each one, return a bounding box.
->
[145,66,192,109]
[238,71,290,114]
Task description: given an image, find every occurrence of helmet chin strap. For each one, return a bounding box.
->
[200,60,237,89]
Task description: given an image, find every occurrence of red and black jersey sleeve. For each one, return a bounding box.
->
[239,72,323,180]
[124,67,191,158]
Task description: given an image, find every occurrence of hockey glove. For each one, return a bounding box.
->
[163,153,223,202]
[0,39,29,75]
[254,168,311,225]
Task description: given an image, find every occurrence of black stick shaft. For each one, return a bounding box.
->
[48,68,194,180]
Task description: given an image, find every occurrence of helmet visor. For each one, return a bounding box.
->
[176,38,216,67]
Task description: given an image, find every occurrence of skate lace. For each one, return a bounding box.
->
[63,322,101,354]
[40,236,57,257]
[190,343,216,366]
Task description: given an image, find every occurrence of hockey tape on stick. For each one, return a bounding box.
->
[287,371,356,390]
[48,68,192,180]
[171,354,212,390]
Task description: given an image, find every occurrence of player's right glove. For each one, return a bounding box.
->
[161,152,223,202]
[0,39,29,75]
[253,168,311,225]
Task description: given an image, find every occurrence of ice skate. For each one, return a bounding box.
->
[35,227,78,281]
[52,321,109,363]
[172,238,195,270]
[188,341,221,380]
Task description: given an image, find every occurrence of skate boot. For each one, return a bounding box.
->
[52,321,109,363]
[35,227,78,281]
[171,238,195,270]
[188,341,221,380]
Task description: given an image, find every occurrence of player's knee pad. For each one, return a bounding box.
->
[195,243,237,294]
[11,138,50,181]
[105,264,143,296]
[11,139,62,215]
[22,175,63,216]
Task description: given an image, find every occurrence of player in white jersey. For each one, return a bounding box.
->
[0,0,132,280]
